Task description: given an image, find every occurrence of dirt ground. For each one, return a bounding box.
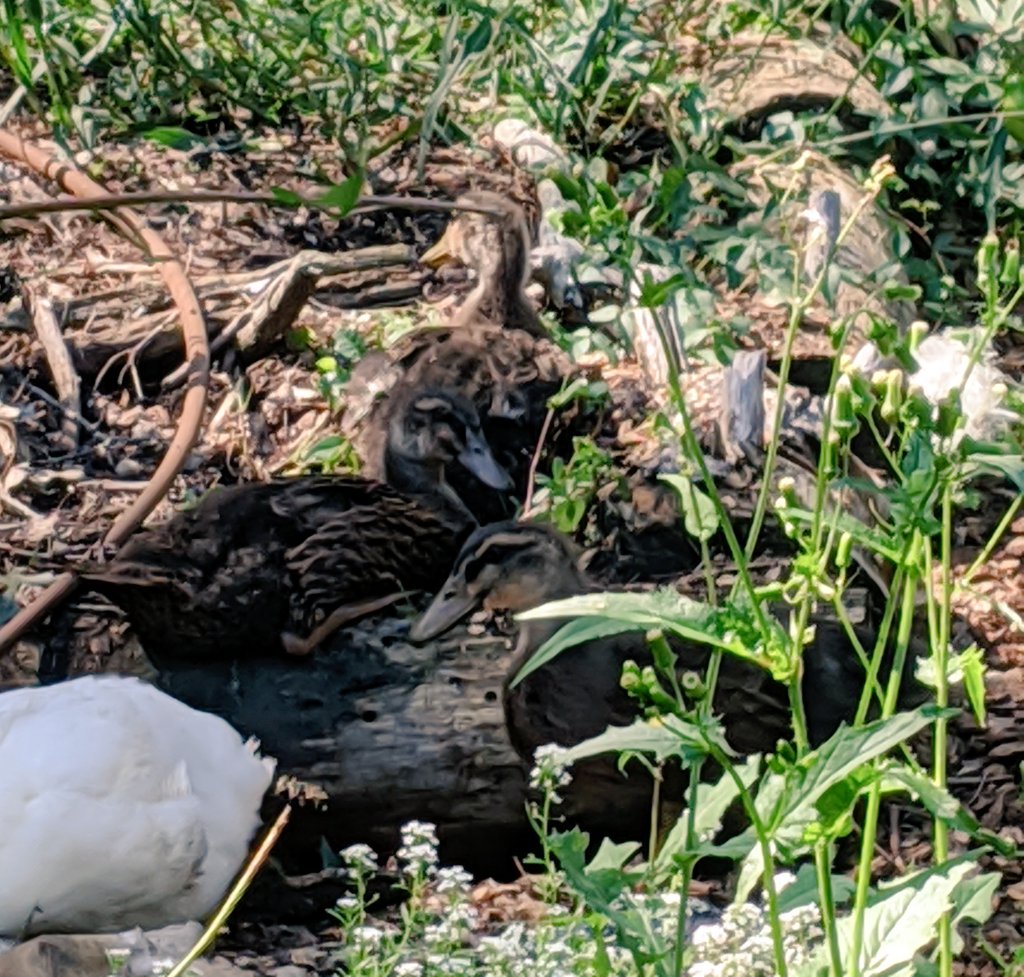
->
[0,119,1021,974]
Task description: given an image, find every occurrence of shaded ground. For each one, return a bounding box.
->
[0,121,1021,974]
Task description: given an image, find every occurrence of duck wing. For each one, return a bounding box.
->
[80,477,424,660]
[285,495,470,640]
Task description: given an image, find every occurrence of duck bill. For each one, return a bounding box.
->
[410,591,477,641]
[458,431,513,490]
[421,226,457,268]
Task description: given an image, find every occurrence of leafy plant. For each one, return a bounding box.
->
[533,435,620,534]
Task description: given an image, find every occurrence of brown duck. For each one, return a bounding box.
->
[81,390,511,664]
[343,191,572,515]
[411,521,927,768]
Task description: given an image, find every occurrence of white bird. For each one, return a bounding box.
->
[0,675,275,936]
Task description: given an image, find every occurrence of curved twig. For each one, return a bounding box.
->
[0,189,505,222]
[0,129,210,654]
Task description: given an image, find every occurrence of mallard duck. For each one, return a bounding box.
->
[0,675,273,935]
[82,389,511,663]
[343,192,572,515]
[410,521,924,760]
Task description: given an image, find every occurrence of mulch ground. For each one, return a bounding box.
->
[0,118,1021,975]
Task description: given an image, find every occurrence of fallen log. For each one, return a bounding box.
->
[155,610,665,879]
[156,616,540,877]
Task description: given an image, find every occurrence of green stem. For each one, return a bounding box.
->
[814,839,842,977]
[956,495,1021,589]
[933,484,954,977]
[847,781,883,977]
[709,743,788,977]
[658,334,771,635]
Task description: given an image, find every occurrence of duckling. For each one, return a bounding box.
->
[0,675,273,935]
[81,390,511,664]
[420,188,544,336]
[343,192,572,514]
[411,522,925,761]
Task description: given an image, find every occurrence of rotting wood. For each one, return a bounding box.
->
[730,149,917,345]
[22,286,81,450]
[155,619,533,875]
[231,245,416,362]
[698,27,891,127]
[154,615,660,877]
[719,349,766,465]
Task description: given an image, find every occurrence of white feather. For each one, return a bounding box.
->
[0,675,274,935]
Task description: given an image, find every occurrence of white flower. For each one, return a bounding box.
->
[339,842,378,874]
[334,894,360,911]
[773,870,797,893]
[398,840,440,874]
[394,963,423,977]
[350,925,384,947]
[435,864,473,895]
[400,820,439,846]
[529,744,574,794]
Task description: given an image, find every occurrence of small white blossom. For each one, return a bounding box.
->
[435,864,473,895]
[529,744,574,802]
[398,820,441,875]
[339,842,378,874]
[773,870,797,892]
[350,925,384,947]
[401,820,440,846]
[334,894,360,911]
[394,963,423,977]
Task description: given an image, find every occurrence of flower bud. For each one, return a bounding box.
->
[1000,240,1020,286]
[976,233,1000,292]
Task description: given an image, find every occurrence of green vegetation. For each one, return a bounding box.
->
[3,1,1024,975]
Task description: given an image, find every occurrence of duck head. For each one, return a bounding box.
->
[386,390,513,515]
[421,190,545,338]
[410,521,585,642]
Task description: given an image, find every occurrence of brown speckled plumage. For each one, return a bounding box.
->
[80,392,508,663]
[343,192,572,516]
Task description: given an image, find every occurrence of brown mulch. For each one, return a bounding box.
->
[0,119,1022,975]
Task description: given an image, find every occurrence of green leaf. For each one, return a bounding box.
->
[547,829,663,965]
[510,617,647,687]
[659,473,719,541]
[650,758,760,881]
[879,767,1014,854]
[737,709,949,900]
[775,863,856,915]
[558,714,726,767]
[915,645,987,726]
[586,837,642,874]
[462,17,494,56]
[270,186,304,207]
[960,648,987,727]
[517,590,754,660]
[547,376,605,409]
[637,271,688,309]
[947,869,1000,952]
[142,126,207,151]
[315,171,364,216]
[833,857,989,976]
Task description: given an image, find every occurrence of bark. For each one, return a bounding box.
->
[155,617,545,876]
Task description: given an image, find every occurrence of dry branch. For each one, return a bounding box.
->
[22,286,81,449]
